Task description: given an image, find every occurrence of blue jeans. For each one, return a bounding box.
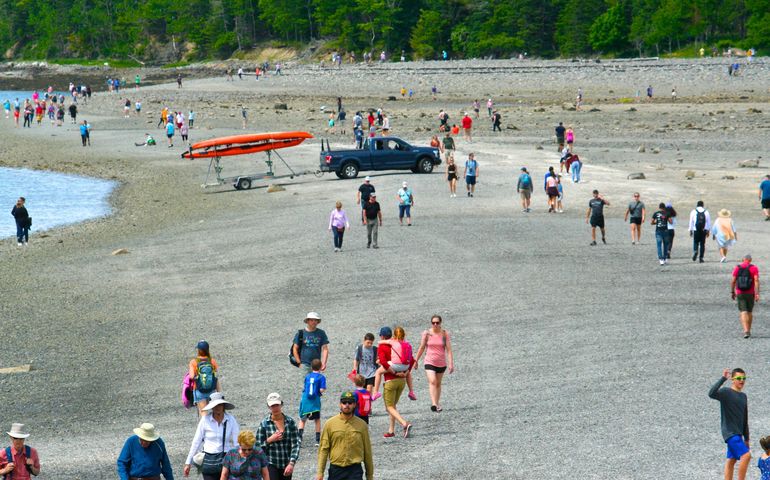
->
[398,204,411,219]
[572,162,581,183]
[16,221,28,243]
[332,227,345,248]
[655,231,670,260]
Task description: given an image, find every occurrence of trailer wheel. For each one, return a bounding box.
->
[418,158,434,174]
[236,177,252,190]
[341,162,359,179]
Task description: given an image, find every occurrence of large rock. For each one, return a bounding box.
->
[274,103,288,110]
[267,184,286,193]
[738,159,760,168]
[627,172,646,180]
[111,248,129,255]
[685,170,695,179]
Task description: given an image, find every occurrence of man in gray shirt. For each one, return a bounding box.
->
[708,368,750,480]
[624,192,645,245]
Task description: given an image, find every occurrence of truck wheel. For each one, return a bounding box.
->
[236,177,252,190]
[341,162,359,179]
[335,171,344,179]
[418,158,434,174]
[410,166,419,173]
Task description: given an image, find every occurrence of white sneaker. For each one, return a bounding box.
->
[17,242,22,247]
[659,260,665,265]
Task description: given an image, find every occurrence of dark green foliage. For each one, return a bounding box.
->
[0,0,766,61]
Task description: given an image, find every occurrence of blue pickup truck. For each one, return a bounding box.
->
[320,137,442,179]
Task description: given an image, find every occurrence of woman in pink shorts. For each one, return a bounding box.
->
[414,315,454,412]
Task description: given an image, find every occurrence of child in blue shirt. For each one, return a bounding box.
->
[299,358,326,446]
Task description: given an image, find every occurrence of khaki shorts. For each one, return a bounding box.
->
[520,190,531,200]
[383,378,406,407]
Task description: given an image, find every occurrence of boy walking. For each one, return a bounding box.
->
[352,375,373,424]
[299,359,326,446]
[709,368,750,480]
[353,333,378,393]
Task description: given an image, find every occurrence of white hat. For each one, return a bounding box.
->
[132,423,159,442]
[203,392,235,411]
[305,312,321,322]
[402,181,408,187]
[364,176,371,181]
[7,423,29,439]
[266,392,283,406]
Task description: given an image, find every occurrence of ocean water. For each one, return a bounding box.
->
[0,90,70,103]
[1,167,117,239]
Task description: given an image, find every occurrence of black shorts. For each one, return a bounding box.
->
[629,217,642,225]
[424,364,447,374]
[302,411,320,420]
[590,217,605,228]
[365,376,375,387]
[737,294,755,312]
[762,198,770,209]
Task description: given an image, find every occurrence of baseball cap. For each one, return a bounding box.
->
[196,340,209,351]
[520,167,527,171]
[266,392,282,406]
[370,192,377,197]
[379,326,392,338]
[402,181,408,187]
[340,391,356,403]
[365,176,371,181]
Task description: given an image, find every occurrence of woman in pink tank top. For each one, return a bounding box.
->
[414,315,454,412]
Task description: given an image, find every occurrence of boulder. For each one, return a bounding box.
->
[748,108,762,114]
[588,107,601,112]
[651,148,660,154]
[534,107,545,112]
[535,145,543,150]
[627,107,637,112]
[111,248,129,255]
[274,103,288,110]
[637,145,646,153]
[738,159,760,168]
[267,184,286,193]
[685,170,695,179]
[387,96,397,101]
[722,175,736,180]
[627,172,646,180]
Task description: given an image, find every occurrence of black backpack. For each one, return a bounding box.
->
[736,266,754,291]
[695,211,706,231]
[289,330,303,367]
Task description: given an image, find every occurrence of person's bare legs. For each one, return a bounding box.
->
[371,366,385,395]
[425,370,439,406]
[737,451,751,480]
[600,227,607,243]
[636,224,642,243]
[434,372,444,407]
[196,398,208,417]
[630,224,638,243]
[740,311,753,335]
[591,226,597,242]
[725,458,736,480]
[406,371,415,395]
[385,404,407,432]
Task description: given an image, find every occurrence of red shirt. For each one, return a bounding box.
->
[0,445,40,480]
[377,343,399,382]
[461,116,472,129]
[733,262,759,295]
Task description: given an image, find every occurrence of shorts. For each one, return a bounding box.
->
[167,133,173,139]
[447,174,457,181]
[424,364,447,374]
[383,378,406,407]
[466,175,476,185]
[762,198,770,209]
[590,217,605,229]
[726,434,750,459]
[302,411,320,421]
[398,204,411,219]
[519,190,531,200]
[365,376,375,387]
[193,389,214,404]
[567,140,574,145]
[629,217,642,225]
[547,186,559,198]
[737,293,755,312]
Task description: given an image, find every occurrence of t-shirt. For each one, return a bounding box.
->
[222,447,269,480]
[651,211,669,232]
[303,371,327,398]
[166,122,174,135]
[358,183,375,202]
[461,116,472,129]
[355,344,378,378]
[588,198,606,218]
[555,125,565,139]
[733,262,759,295]
[79,124,88,135]
[293,328,329,366]
[442,136,455,150]
[363,201,380,220]
[465,159,478,177]
[398,188,412,206]
[760,179,770,200]
[627,201,645,218]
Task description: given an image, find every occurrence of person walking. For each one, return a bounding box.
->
[486,98,493,117]
[759,174,770,221]
[463,153,478,197]
[565,126,575,152]
[183,392,240,479]
[414,315,454,413]
[708,368,750,480]
[189,340,221,416]
[397,181,413,226]
[328,201,350,253]
[555,122,566,152]
[292,312,329,374]
[446,154,458,197]
[377,327,412,439]
[11,197,29,247]
[570,154,582,183]
[688,201,711,263]
[316,392,373,480]
[732,254,760,339]
[165,119,175,147]
[712,209,738,263]
[442,133,455,163]
[362,193,382,249]
[664,203,678,259]
[79,120,89,146]
[356,177,375,222]
[546,173,559,213]
[492,110,501,132]
[624,193,645,245]
[256,393,300,480]
[461,112,472,142]
[0,423,41,479]
[517,167,533,213]
[586,190,609,245]
[651,203,672,265]
[220,430,269,480]
[117,423,173,480]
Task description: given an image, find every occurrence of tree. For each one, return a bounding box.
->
[410,9,447,59]
[590,3,630,53]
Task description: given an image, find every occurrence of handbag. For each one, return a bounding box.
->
[26,217,31,228]
[200,420,227,475]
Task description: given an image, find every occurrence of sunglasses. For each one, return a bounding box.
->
[734,376,747,381]
[431,321,441,325]
[340,400,355,405]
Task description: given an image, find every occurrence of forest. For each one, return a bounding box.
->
[0,0,767,62]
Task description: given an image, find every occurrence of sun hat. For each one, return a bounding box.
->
[196,340,209,352]
[718,208,732,218]
[132,423,159,442]
[379,326,393,338]
[305,312,321,323]
[203,392,235,411]
[266,392,282,406]
[7,423,29,439]
[340,391,356,403]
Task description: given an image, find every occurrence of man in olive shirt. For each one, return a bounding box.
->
[317,392,373,480]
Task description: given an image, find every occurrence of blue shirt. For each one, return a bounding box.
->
[758,456,770,480]
[166,122,174,135]
[398,188,412,206]
[79,124,88,135]
[465,159,478,177]
[293,328,329,366]
[117,435,174,480]
[760,179,770,200]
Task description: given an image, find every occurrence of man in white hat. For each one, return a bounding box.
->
[117,423,174,480]
[0,423,40,479]
[292,312,329,374]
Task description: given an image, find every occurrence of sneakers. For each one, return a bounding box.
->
[371,392,382,401]
[632,241,636,245]
[659,260,665,265]
[373,245,379,249]
[333,247,340,252]
[383,432,395,438]
[744,332,751,339]
[17,242,22,247]
[720,257,727,263]
[408,391,417,401]
[692,253,697,261]
[699,258,704,263]
[430,405,437,412]
[601,237,607,244]
[590,241,597,246]
[467,192,470,197]
[367,244,371,249]
[402,423,412,438]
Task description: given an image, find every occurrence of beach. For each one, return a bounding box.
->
[0,58,769,479]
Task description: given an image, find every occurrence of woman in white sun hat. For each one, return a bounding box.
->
[184,392,240,479]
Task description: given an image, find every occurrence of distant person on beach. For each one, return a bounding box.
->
[79,120,89,146]
[688,201,711,262]
[166,119,175,147]
[123,98,130,118]
[651,203,672,265]
[625,193,645,245]
[55,105,64,126]
[576,88,583,110]
[464,153,479,197]
[711,209,737,263]
[517,167,533,213]
[134,74,140,89]
[69,103,77,124]
[492,110,502,132]
[188,110,195,129]
[180,123,189,143]
[328,201,350,252]
[646,85,653,101]
[442,133,455,161]
[708,368,750,480]
[177,74,182,88]
[472,99,480,118]
[759,175,770,221]
[397,181,413,226]
[3,99,10,118]
[566,126,575,152]
[117,423,172,480]
[586,190,609,245]
[731,254,760,339]
[461,113,472,142]
[135,133,157,147]
[487,98,493,117]
[545,171,559,212]
[135,100,142,116]
[665,202,678,259]
[11,197,29,247]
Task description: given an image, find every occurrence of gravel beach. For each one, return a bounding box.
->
[0,58,769,479]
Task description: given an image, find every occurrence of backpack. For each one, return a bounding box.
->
[355,390,372,417]
[195,358,217,393]
[5,446,31,478]
[289,330,303,367]
[182,372,194,409]
[736,265,754,291]
[520,173,532,189]
[695,211,706,231]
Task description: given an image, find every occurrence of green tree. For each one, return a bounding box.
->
[555,0,607,56]
[410,9,448,59]
[590,3,630,53]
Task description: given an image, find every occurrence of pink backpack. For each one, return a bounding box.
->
[182,372,194,409]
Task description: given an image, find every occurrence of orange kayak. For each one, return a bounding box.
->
[182,131,313,159]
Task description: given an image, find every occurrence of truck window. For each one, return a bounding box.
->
[388,140,406,151]
[375,140,385,150]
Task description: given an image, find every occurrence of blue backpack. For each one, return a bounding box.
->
[195,358,217,393]
[5,446,31,477]
[520,173,532,188]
